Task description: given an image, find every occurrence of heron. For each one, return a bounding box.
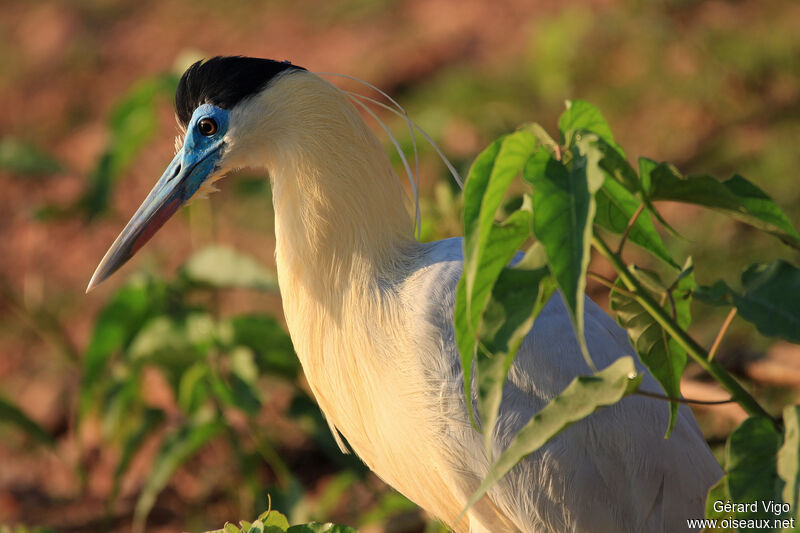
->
[87,56,722,533]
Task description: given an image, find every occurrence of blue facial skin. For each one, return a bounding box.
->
[176,104,230,199]
[86,105,230,291]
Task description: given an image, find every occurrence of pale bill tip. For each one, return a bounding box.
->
[85,268,103,294]
[85,248,117,294]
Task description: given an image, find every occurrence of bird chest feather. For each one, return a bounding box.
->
[275,258,473,525]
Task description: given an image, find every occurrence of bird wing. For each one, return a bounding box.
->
[403,237,722,533]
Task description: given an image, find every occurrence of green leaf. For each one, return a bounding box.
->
[735,261,800,343]
[224,523,243,533]
[638,157,657,193]
[247,520,264,533]
[646,163,800,249]
[666,259,695,432]
[693,280,734,307]
[778,406,800,515]
[526,138,604,370]
[519,123,558,153]
[0,138,62,177]
[286,524,358,533]
[705,477,732,521]
[111,408,165,505]
[81,74,178,218]
[585,138,686,243]
[591,136,638,193]
[177,364,211,413]
[671,258,695,328]
[609,261,693,437]
[461,131,538,320]
[594,178,677,268]
[222,315,298,378]
[228,346,263,415]
[629,265,668,294]
[637,157,682,238]
[726,416,783,528]
[697,261,800,344]
[458,130,540,426]
[257,510,290,531]
[133,415,225,531]
[463,357,641,514]
[454,279,476,424]
[182,245,279,291]
[456,208,533,428]
[127,313,217,376]
[724,174,800,248]
[101,374,141,438]
[558,100,617,149]
[81,278,165,414]
[476,244,554,451]
[0,396,55,447]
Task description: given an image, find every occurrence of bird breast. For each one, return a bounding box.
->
[274,233,513,531]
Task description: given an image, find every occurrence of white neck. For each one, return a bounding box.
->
[232,72,415,310]
[227,73,479,525]
[230,69,420,404]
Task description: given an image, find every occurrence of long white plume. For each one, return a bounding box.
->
[315,71,465,240]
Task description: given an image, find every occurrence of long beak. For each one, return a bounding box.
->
[86,146,221,292]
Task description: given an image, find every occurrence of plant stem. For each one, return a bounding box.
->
[592,235,778,426]
[634,389,734,405]
[249,428,294,488]
[708,308,737,362]
[617,204,645,256]
[587,271,634,297]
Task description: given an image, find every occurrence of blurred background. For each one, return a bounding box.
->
[1,0,799,531]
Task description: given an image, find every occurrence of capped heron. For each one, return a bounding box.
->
[88,56,722,532]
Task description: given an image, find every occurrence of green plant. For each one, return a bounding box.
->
[0,396,55,447]
[81,74,180,219]
[80,245,315,532]
[203,507,358,533]
[80,240,440,532]
[455,100,800,528]
[0,138,62,177]
[21,72,180,221]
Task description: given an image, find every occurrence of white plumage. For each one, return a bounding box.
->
[223,71,722,532]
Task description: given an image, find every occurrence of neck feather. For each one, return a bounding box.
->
[232,72,415,310]
[228,75,471,515]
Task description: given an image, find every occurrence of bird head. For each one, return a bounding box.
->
[86,56,306,292]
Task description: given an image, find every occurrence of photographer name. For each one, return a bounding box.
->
[713,499,791,517]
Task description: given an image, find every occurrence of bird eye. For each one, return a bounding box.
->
[198,117,218,136]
